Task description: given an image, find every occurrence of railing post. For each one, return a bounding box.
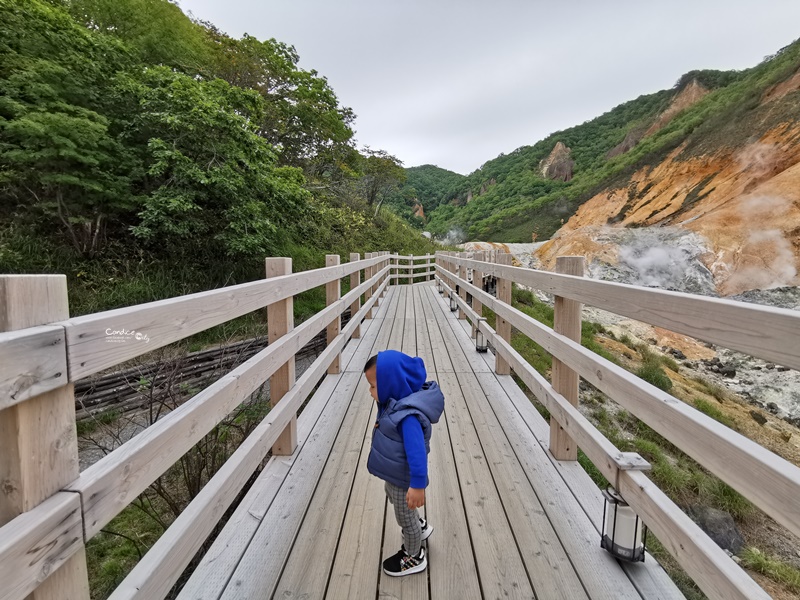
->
[266,258,297,456]
[458,252,467,320]
[349,253,361,339]
[495,252,513,375]
[326,254,341,374]
[471,251,485,338]
[549,256,585,461]
[0,275,91,599]
[364,253,374,319]
[382,251,389,295]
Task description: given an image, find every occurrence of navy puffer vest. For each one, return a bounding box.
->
[367,381,444,489]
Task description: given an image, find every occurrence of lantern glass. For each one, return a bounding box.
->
[449,292,457,312]
[476,327,488,353]
[601,487,646,562]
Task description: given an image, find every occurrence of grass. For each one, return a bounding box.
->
[690,375,730,402]
[85,501,168,599]
[636,362,673,391]
[76,410,121,436]
[693,398,735,428]
[741,548,800,594]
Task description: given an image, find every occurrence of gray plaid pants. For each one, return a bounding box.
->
[384,481,422,555]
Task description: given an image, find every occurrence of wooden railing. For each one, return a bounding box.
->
[0,252,393,600]
[435,250,800,600]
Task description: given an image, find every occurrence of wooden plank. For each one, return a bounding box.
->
[61,255,385,379]
[619,470,769,600]
[0,326,67,410]
[425,289,475,375]
[324,400,384,600]
[417,283,454,374]
[423,390,482,599]
[272,373,373,598]
[551,256,584,461]
[267,257,296,456]
[463,272,800,541]
[476,372,645,600]
[436,371,535,598]
[450,311,496,373]
[177,318,382,600]
[0,492,84,600]
[412,288,434,372]
[443,254,800,372]
[0,274,89,600]
[402,283,417,357]
[218,372,361,600]
[500,375,683,599]
[458,370,589,600]
[431,288,492,374]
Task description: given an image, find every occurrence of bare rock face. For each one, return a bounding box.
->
[645,79,709,137]
[412,201,425,220]
[607,128,645,159]
[539,141,575,181]
[466,189,473,203]
[479,177,497,195]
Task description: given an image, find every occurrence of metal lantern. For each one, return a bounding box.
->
[601,487,647,562]
[438,278,444,294]
[475,319,488,353]
[449,291,458,312]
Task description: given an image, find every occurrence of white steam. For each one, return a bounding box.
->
[726,195,798,291]
[439,228,466,245]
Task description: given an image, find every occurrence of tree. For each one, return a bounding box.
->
[358,148,406,216]
[204,31,355,168]
[118,67,310,258]
[0,0,135,257]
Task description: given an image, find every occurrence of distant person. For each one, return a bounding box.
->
[363,350,445,576]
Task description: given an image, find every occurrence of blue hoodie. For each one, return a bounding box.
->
[367,350,445,489]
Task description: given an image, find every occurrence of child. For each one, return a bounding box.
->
[364,350,444,577]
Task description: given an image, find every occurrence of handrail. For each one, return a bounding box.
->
[434,248,799,600]
[60,254,387,380]
[437,261,800,541]
[0,252,393,600]
[438,252,800,370]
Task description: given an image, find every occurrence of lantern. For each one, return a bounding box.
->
[601,487,647,562]
[449,291,458,312]
[475,319,488,353]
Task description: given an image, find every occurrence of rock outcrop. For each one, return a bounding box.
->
[645,79,709,137]
[412,201,425,220]
[539,141,575,181]
[606,128,645,159]
[536,124,800,296]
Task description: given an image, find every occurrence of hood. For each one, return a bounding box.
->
[376,350,426,404]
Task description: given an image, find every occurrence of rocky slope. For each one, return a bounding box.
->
[535,124,800,296]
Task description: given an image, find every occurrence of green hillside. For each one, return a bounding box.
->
[420,40,800,242]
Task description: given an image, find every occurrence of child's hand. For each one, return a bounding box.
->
[406,487,425,509]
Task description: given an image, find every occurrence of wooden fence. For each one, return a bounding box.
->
[435,250,800,600]
[3,248,799,600]
[0,252,393,600]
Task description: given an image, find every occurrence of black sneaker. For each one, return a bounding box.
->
[383,546,427,577]
[420,518,434,541]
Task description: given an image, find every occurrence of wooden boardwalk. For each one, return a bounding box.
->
[178,283,683,600]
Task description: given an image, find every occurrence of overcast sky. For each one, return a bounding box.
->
[178,0,800,175]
